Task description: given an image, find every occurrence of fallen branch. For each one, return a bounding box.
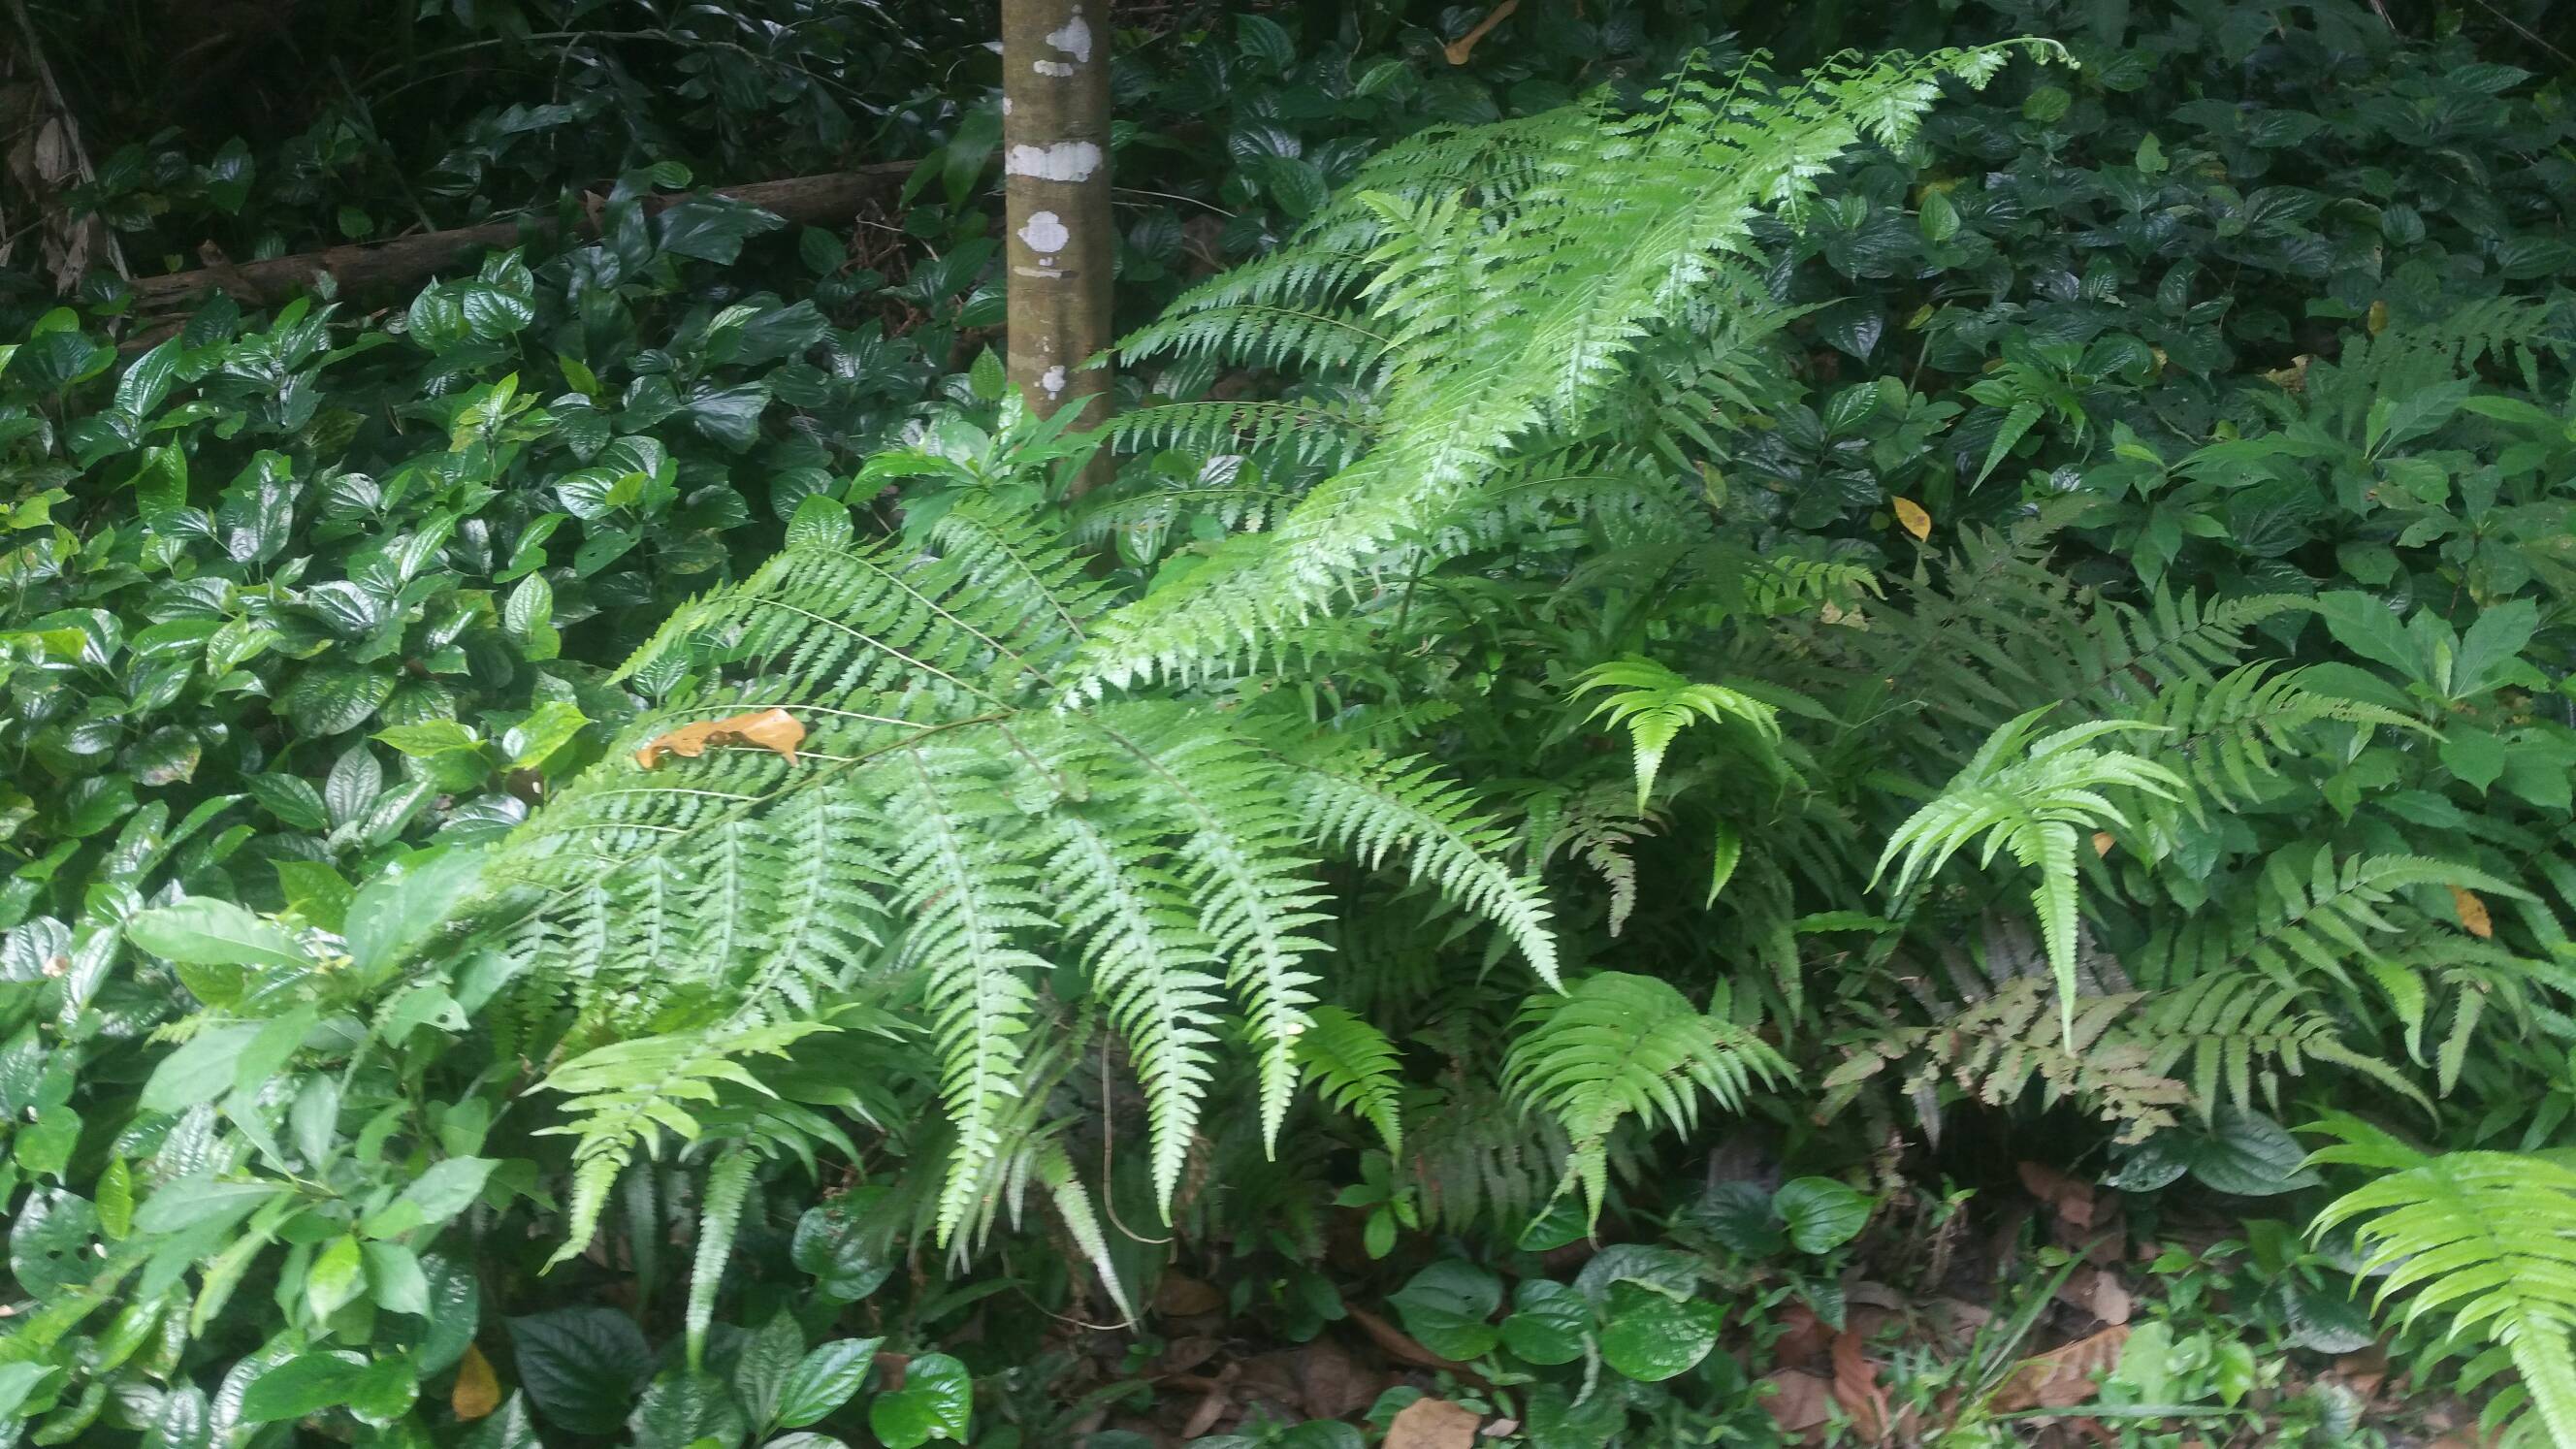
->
[123,164,918,313]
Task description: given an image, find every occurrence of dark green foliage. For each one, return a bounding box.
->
[3,1,2576,1443]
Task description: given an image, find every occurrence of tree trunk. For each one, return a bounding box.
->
[1001,0,1114,495]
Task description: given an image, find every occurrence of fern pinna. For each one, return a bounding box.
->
[1074,41,2058,693]
[447,498,1556,1263]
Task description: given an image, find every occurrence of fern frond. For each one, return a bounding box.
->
[1574,658,1783,810]
[2131,972,2431,1119]
[1297,1005,1405,1153]
[1819,981,2187,1145]
[1504,972,1791,1224]
[885,741,1048,1245]
[1070,43,2055,694]
[1042,802,1224,1216]
[1281,748,1560,984]
[2138,661,2427,821]
[2309,1115,2576,1447]
[2135,848,2530,992]
[1875,708,2184,1037]
[685,1148,757,1368]
[533,1021,829,1270]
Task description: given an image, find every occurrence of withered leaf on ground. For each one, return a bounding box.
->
[1830,1330,1891,1442]
[1760,1368,1834,1433]
[1387,1395,1481,1449]
[1989,1325,2131,1413]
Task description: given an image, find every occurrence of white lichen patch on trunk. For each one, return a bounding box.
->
[1017,210,1071,254]
[1004,141,1103,182]
[1045,11,1093,62]
[1040,365,1068,399]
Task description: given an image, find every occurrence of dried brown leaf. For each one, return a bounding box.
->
[1989,1325,2129,1413]
[1830,1331,1891,1442]
[634,707,805,769]
[1387,1396,1481,1449]
[451,1342,500,1421]
[2453,886,2494,939]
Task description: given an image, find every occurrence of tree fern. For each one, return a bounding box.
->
[1503,972,1790,1224]
[402,493,1558,1257]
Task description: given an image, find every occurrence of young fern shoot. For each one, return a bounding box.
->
[1873,708,2184,1039]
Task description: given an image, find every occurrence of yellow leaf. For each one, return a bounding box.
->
[635,708,806,769]
[2367,300,2389,337]
[452,1343,500,1421]
[1891,497,1932,541]
[2453,886,2494,939]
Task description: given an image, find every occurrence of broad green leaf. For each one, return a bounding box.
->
[1497,1280,1591,1367]
[776,1337,882,1429]
[1774,1176,1872,1254]
[1386,1261,1502,1362]
[1596,1283,1722,1382]
[127,899,307,971]
[867,1353,971,1449]
[140,1024,262,1113]
[508,1307,652,1434]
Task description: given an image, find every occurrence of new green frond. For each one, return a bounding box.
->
[1574,657,1782,810]
[2310,1117,2576,1446]
[1069,44,2046,694]
[1504,973,1790,1225]
[1298,1005,1404,1153]
[1876,708,2184,1037]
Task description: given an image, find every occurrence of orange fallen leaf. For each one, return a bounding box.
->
[1829,1331,1891,1442]
[2018,1161,2097,1232]
[634,708,805,769]
[2453,886,2494,939]
[452,1342,500,1420]
[1989,1325,2129,1413]
[1891,497,1932,540]
[1759,1368,1833,1433]
[1387,1395,1481,1449]
[1442,0,1519,64]
[1153,1272,1224,1317]
[2091,830,2115,858]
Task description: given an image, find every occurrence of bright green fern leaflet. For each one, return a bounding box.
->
[2310,1113,2576,1447]
[1875,708,2185,1038]
[1573,658,1781,810]
[433,495,1557,1265]
[1504,972,1789,1225]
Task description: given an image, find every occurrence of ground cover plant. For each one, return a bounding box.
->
[2,1,2576,1446]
